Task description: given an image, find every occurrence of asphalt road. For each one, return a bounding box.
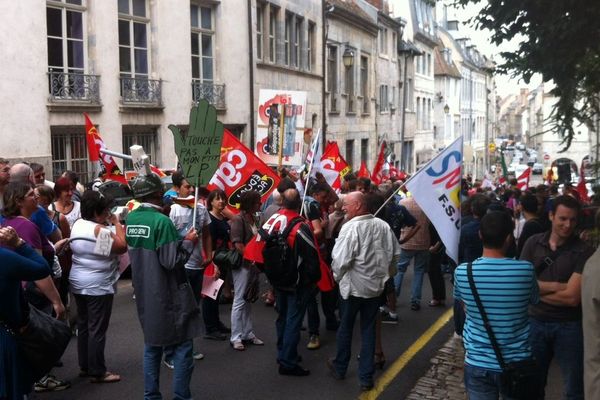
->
[38,267,454,400]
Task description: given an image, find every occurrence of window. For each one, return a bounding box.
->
[427,53,431,76]
[401,140,413,172]
[361,139,368,162]
[327,45,338,111]
[391,86,396,112]
[307,22,315,71]
[346,140,354,167]
[122,128,157,171]
[256,3,264,60]
[345,54,355,113]
[378,27,388,55]
[360,56,368,113]
[118,0,149,78]
[406,78,413,110]
[50,127,90,184]
[268,7,277,63]
[284,13,292,66]
[416,96,421,129]
[47,1,85,75]
[379,85,389,113]
[391,31,397,57]
[294,17,302,68]
[190,4,214,83]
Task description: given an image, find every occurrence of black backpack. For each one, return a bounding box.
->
[259,217,304,289]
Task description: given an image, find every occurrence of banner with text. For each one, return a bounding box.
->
[256,90,307,166]
[208,129,280,214]
[406,136,463,264]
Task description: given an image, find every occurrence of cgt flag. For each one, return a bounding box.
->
[84,113,127,183]
[357,161,370,178]
[320,142,351,192]
[208,129,280,214]
[405,136,463,264]
[371,142,387,184]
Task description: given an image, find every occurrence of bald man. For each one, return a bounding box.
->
[328,191,401,391]
[8,163,34,184]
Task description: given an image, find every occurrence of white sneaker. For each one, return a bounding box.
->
[193,351,205,360]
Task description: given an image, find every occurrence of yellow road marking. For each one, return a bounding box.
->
[359,308,454,400]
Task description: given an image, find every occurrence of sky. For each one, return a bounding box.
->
[443,1,542,98]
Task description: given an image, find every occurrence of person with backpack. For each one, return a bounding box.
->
[244,188,321,376]
[327,191,401,392]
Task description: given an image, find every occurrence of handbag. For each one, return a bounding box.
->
[213,248,242,271]
[7,305,72,381]
[243,263,261,303]
[466,262,539,399]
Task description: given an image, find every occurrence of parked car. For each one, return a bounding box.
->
[532,163,543,174]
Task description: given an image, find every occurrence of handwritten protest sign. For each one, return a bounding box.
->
[169,99,224,185]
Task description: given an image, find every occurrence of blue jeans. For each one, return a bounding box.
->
[464,364,518,400]
[394,249,430,305]
[144,340,194,400]
[529,318,584,400]
[275,286,315,369]
[331,296,380,386]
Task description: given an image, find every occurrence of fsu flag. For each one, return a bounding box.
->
[84,113,127,183]
[371,142,387,184]
[208,129,280,214]
[516,167,531,190]
[319,142,350,192]
[357,161,370,178]
[405,136,463,264]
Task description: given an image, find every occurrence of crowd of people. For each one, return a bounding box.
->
[1,155,599,400]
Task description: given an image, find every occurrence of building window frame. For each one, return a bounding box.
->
[190,3,215,84]
[293,16,302,68]
[268,6,277,63]
[118,0,150,79]
[122,128,158,171]
[379,84,389,113]
[256,2,264,61]
[346,139,354,168]
[327,45,338,112]
[47,0,87,75]
[345,53,355,114]
[284,12,292,66]
[360,55,369,114]
[307,22,315,71]
[378,27,388,55]
[50,127,90,184]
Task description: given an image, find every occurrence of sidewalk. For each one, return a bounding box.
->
[406,334,466,400]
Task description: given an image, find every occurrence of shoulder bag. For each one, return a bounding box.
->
[214,217,245,271]
[2,305,72,381]
[466,262,539,399]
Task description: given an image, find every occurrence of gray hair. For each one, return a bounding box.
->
[9,163,33,184]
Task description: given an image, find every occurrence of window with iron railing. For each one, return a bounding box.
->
[50,127,90,183]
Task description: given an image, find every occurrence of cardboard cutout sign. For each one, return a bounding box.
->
[169,99,224,185]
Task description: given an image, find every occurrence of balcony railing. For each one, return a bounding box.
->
[120,77,162,105]
[48,71,101,103]
[192,81,226,110]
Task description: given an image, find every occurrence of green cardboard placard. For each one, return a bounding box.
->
[169,99,224,185]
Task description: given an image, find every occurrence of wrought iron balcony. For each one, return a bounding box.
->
[48,71,101,103]
[192,81,226,110]
[120,77,162,105]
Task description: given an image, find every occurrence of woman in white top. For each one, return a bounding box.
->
[53,177,81,229]
[68,190,126,383]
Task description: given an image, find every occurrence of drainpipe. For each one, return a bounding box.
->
[322,0,328,148]
[247,0,255,148]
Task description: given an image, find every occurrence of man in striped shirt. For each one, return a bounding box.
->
[454,211,539,399]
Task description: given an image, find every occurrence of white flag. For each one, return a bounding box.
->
[405,136,463,264]
[516,167,531,190]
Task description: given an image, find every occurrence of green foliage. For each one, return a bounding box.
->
[455,0,600,150]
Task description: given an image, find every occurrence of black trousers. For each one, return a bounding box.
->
[74,293,114,376]
[185,269,223,334]
[427,250,446,302]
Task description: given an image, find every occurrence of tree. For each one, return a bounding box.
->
[456,0,600,151]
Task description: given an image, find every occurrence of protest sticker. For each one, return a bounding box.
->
[169,99,224,185]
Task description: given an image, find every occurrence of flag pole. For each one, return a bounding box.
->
[301,128,321,217]
[278,104,286,169]
[373,135,464,216]
[192,175,199,231]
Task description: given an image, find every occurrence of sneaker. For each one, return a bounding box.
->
[381,312,398,324]
[244,337,264,346]
[193,351,205,360]
[34,375,71,392]
[307,335,320,350]
[162,358,174,370]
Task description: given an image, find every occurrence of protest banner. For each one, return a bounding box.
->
[405,136,463,264]
[255,90,307,166]
[169,99,224,185]
[208,129,280,214]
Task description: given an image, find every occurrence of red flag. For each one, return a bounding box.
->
[83,113,127,183]
[371,142,387,184]
[576,163,590,203]
[320,142,351,192]
[208,129,280,214]
[357,161,370,178]
[516,167,531,190]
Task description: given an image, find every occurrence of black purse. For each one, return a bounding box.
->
[4,305,72,381]
[213,248,242,271]
[466,262,539,399]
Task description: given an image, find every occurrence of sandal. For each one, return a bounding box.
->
[231,340,245,351]
[90,372,121,384]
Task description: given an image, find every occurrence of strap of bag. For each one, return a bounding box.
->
[466,261,507,370]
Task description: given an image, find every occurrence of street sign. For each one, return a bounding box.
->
[488,143,496,153]
[544,154,550,161]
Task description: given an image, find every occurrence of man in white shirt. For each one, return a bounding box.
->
[327,191,400,392]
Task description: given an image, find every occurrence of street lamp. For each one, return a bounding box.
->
[443,104,450,114]
[342,48,354,68]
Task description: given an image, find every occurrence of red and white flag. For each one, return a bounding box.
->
[371,142,387,184]
[357,161,370,178]
[576,162,590,203]
[319,142,351,192]
[84,113,127,183]
[516,167,531,190]
[208,129,280,214]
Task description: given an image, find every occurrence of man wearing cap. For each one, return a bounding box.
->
[125,173,202,400]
